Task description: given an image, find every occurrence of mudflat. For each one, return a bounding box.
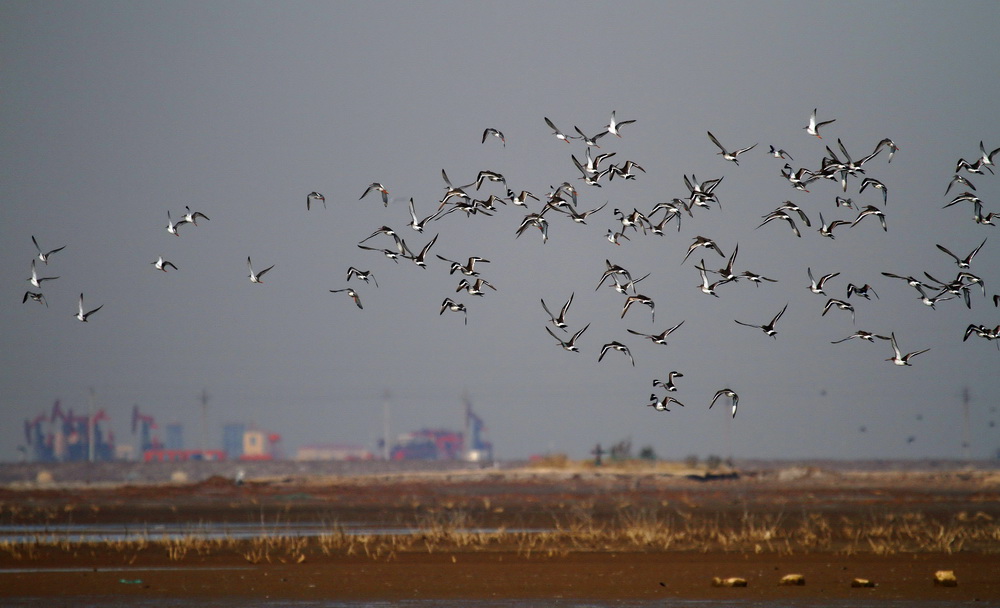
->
[2,464,998,601]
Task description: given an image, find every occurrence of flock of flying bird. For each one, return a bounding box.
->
[22,107,998,430]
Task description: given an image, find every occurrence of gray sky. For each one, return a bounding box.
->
[2,1,998,462]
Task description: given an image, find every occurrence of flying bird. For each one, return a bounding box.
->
[885,332,930,366]
[804,108,836,138]
[707,131,757,165]
[543,117,574,144]
[27,260,59,288]
[330,287,363,309]
[75,293,103,322]
[482,127,505,147]
[440,298,468,324]
[306,192,326,210]
[346,267,378,287]
[653,371,684,391]
[710,388,740,418]
[541,292,574,331]
[734,303,788,338]
[546,323,590,352]
[32,236,66,265]
[22,291,47,307]
[626,320,685,345]
[605,110,636,137]
[182,205,210,225]
[936,238,987,269]
[598,341,635,366]
[360,182,390,206]
[151,256,178,272]
[247,256,274,283]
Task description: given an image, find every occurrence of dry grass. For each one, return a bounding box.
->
[1,506,997,563]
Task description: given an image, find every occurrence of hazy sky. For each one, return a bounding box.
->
[3,1,998,462]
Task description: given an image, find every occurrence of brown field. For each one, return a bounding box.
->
[2,461,1000,601]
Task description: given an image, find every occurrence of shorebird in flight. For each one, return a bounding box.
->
[621,294,655,323]
[682,236,725,264]
[541,292,574,331]
[182,205,210,225]
[627,320,685,346]
[648,394,685,412]
[936,238,987,269]
[346,267,378,287]
[440,298,468,324]
[456,278,496,296]
[247,256,274,284]
[306,192,326,210]
[768,145,793,160]
[544,117,574,144]
[859,177,888,205]
[822,298,856,324]
[804,108,836,138]
[831,330,887,344]
[166,210,188,236]
[707,131,757,165]
[75,293,103,322]
[436,255,489,276]
[653,371,684,392]
[606,110,636,138]
[22,291,47,307]
[851,205,887,231]
[27,260,59,288]
[330,287,363,309]
[546,323,589,352]
[874,138,900,163]
[360,182,390,206]
[710,388,740,418]
[151,256,178,272]
[808,268,840,295]
[885,332,930,366]
[482,127,505,147]
[573,126,609,148]
[734,303,788,338]
[846,283,878,300]
[599,341,635,366]
[32,236,66,265]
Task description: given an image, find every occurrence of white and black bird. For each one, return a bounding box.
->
[360,182,390,206]
[808,268,840,295]
[653,371,684,391]
[330,287,363,309]
[440,298,468,324]
[598,341,635,366]
[541,292,574,331]
[27,260,59,288]
[306,192,326,210]
[166,210,188,236]
[627,320,685,345]
[543,116,574,144]
[32,236,66,265]
[735,303,788,338]
[710,388,740,418]
[182,205,210,225]
[605,110,636,138]
[247,256,274,284]
[707,131,757,165]
[346,267,378,287]
[885,332,930,366]
[804,108,836,138]
[936,238,987,269]
[482,127,505,147]
[822,298,856,324]
[546,323,589,352]
[22,291,47,307]
[75,293,103,322]
[151,256,178,272]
